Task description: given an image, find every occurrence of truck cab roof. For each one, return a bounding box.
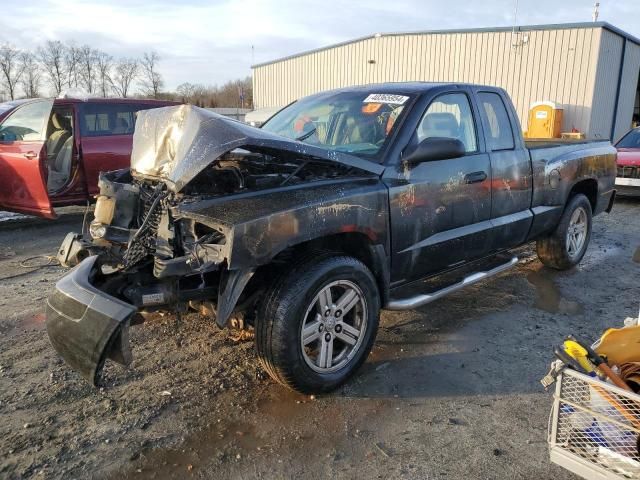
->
[303,81,505,98]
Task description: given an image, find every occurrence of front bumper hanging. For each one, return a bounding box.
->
[46,256,137,385]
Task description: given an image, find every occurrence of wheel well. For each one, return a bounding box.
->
[232,233,389,326]
[267,233,387,299]
[569,179,598,211]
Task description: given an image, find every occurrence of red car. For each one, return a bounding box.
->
[0,97,176,218]
[615,127,640,196]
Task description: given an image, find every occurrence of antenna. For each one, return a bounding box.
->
[511,0,525,49]
[592,2,600,22]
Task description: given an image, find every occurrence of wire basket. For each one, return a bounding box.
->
[549,368,640,479]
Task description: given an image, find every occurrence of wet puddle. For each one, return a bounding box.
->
[124,420,262,479]
[526,270,583,315]
[122,388,310,479]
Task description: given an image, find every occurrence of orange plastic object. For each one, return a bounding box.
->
[594,324,640,365]
[293,115,312,132]
[362,103,382,114]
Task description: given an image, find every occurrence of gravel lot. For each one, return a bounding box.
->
[0,199,638,480]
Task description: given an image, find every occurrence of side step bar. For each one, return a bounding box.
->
[385,256,519,311]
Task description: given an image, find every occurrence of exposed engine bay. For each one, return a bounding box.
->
[85,150,360,317]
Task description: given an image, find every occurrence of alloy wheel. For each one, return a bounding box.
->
[566,206,588,259]
[300,280,368,373]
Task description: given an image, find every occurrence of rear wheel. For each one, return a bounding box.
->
[255,254,380,394]
[536,193,592,270]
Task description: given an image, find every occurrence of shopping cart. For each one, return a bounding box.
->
[548,367,640,479]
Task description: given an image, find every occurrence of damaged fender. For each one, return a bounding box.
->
[46,256,136,385]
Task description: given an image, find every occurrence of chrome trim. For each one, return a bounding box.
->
[385,257,518,310]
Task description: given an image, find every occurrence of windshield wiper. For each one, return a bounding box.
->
[295,128,316,142]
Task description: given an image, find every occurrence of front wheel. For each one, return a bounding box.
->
[536,193,593,270]
[255,254,380,394]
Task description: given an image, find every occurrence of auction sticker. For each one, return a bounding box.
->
[363,93,409,105]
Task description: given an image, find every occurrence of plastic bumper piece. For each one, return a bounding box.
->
[46,256,136,385]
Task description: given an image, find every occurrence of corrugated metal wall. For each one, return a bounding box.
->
[589,29,625,139]
[253,25,638,138]
[612,41,640,140]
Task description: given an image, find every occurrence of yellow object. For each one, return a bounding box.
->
[594,324,640,365]
[563,340,595,372]
[525,101,563,138]
[362,103,382,114]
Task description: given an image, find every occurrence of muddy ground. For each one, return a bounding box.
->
[0,200,638,480]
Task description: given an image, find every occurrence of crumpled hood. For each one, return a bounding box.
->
[130,104,383,192]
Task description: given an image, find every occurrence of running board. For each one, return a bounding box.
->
[385,256,519,310]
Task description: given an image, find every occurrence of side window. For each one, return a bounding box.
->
[478,92,515,150]
[0,101,52,142]
[80,103,153,137]
[416,93,478,153]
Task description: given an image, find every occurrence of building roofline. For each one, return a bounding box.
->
[251,21,640,69]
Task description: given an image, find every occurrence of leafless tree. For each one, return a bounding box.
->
[111,58,138,98]
[140,51,163,98]
[38,40,66,95]
[78,45,100,93]
[171,77,253,108]
[20,52,41,98]
[215,77,252,108]
[64,43,82,88]
[0,44,25,100]
[96,51,113,97]
[176,82,207,105]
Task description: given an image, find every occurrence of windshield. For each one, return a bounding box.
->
[261,91,413,160]
[616,129,640,148]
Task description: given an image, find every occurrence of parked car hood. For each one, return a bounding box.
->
[130,104,384,192]
[616,148,640,167]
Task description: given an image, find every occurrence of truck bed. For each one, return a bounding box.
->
[526,138,616,226]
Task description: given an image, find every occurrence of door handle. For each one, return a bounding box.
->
[464,171,487,184]
[23,151,38,159]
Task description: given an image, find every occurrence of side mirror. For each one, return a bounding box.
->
[403,137,466,165]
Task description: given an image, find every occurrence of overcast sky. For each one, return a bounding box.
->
[1,0,638,91]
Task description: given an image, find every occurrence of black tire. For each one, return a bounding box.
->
[255,254,380,394]
[536,193,593,270]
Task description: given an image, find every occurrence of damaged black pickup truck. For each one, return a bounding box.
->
[46,83,617,393]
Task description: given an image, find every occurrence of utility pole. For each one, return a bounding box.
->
[592,2,600,22]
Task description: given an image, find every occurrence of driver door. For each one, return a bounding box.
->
[384,91,493,285]
[0,99,55,218]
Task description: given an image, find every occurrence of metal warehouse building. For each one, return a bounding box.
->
[252,22,640,140]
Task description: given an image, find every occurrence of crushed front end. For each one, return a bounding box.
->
[46,104,383,385]
[47,168,236,385]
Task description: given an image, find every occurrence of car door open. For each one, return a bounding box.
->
[0,99,56,218]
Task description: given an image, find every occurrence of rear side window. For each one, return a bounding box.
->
[79,103,157,137]
[478,92,515,151]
